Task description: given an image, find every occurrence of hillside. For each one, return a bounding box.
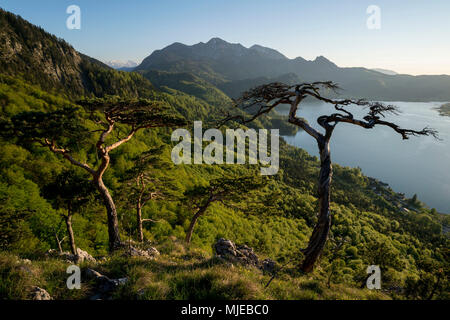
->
[0,9,154,99]
[137,69,299,135]
[0,9,448,300]
[136,37,450,101]
[139,69,232,108]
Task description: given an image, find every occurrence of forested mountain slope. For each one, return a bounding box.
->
[0,9,155,99]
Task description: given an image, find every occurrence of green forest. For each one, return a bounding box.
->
[0,9,448,300]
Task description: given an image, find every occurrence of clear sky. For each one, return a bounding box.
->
[1,0,449,75]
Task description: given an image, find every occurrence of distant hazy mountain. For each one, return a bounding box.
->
[372,68,398,76]
[136,38,450,101]
[105,60,138,69]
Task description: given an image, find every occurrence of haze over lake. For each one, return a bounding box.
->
[282,101,450,213]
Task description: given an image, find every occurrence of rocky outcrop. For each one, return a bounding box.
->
[85,268,128,300]
[121,245,160,259]
[215,238,259,266]
[214,238,277,273]
[45,248,96,263]
[76,248,96,263]
[30,286,51,300]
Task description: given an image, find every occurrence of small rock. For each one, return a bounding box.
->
[76,248,96,263]
[122,246,159,259]
[261,259,277,274]
[214,238,259,266]
[114,277,128,286]
[236,244,259,265]
[147,247,160,256]
[84,268,128,296]
[30,286,51,300]
[214,239,278,272]
[214,238,237,257]
[45,248,95,263]
[123,246,150,258]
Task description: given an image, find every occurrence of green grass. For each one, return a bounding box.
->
[0,240,390,300]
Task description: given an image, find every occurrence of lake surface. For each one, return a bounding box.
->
[281,101,450,213]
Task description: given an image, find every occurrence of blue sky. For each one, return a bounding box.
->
[1,0,449,75]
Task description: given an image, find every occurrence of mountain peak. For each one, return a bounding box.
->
[313,56,337,67]
[203,37,245,51]
[206,37,228,45]
[249,44,287,60]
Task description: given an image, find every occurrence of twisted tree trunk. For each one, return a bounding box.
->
[185,205,208,244]
[94,175,121,251]
[300,139,332,272]
[90,151,122,252]
[227,81,437,273]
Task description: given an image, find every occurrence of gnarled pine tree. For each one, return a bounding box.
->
[3,97,185,251]
[184,176,264,244]
[222,81,438,272]
[121,145,178,242]
[42,169,94,258]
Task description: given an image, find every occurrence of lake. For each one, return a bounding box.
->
[281,101,450,213]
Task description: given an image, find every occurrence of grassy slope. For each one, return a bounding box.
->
[0,245,389,300]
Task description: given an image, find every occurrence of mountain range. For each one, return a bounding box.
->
[105,60,139,71]
[135,37,450,101]
[2,4,449,103]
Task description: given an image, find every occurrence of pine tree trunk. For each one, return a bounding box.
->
[137,201,143,242]
[65,207,77,256]
[300,139,332,273]
[185,206,207,244]
[94,176,122,251]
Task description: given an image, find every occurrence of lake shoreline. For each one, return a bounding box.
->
[281,101,450,213]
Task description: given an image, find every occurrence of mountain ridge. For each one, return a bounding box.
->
[135,37,450,101]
